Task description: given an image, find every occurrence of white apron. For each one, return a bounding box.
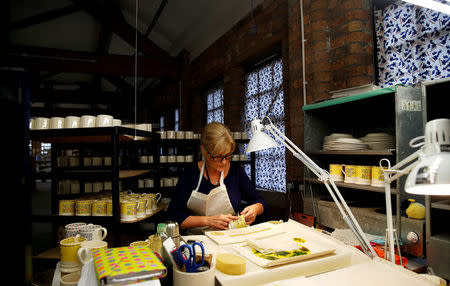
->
[186,162,235,217]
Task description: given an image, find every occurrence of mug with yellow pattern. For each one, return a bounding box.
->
[59,200,75,216]
[329,164,344,182]
[341,165,357,184]
[75,200,92,216]
[120,200,138,222]
[91,200,107,216]
[371,166,385,187]
[60,235,86,268]
[355,165,371,185]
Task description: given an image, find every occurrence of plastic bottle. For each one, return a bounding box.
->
[152,223,166,256]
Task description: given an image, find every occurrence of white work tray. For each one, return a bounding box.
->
[184,219,371,286]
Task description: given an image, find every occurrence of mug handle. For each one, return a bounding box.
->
[77,248,89,265]
[155,193,161,203]
[99,227,108,240]
[340,164,346,175]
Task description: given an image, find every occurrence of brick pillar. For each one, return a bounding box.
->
[304,0,375,104]
[223,67,245,132]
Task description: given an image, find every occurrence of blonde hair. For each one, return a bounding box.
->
[201,122,235,155]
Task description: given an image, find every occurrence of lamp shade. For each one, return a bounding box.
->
[405,118,450,195]
[246,119,278,153]
[405,153,450,195]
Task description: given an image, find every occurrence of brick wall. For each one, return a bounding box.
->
[153,0,376,190]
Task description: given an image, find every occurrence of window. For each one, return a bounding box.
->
[160,116,164,131]
[244,57,286,192]
[375,2,450,87]
[175,108,179,131]
[206,85,224,124]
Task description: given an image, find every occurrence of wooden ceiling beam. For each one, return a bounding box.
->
[9,5,82,31]
[72,0,178,69]
[2,46,179,79]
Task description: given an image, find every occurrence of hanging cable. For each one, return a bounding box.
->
[134,0,138,140]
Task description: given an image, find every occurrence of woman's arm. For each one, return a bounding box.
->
[180,214,237,230]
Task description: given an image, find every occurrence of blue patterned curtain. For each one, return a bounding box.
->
[244,58,286,192]
[375,1,450,87]
[206,86,224,124]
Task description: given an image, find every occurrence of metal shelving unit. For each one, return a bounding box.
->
[302,85,425,256]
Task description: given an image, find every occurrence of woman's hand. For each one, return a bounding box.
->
[241,203,263,225]
[206,214,238,230]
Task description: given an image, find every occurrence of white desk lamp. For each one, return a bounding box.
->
[381,118,450,264]
[246,116,377,258]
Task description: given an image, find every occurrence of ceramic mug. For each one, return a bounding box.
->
[103,181,112,191]
[185,131,194,139]
[130,239,151,247]
[96,114,113,127]
[355,165,371,185]
[104,199,113,216]
[233,132,242,139]
[29,118,35,130]
[112,119,122,126]
[35,117,50,130]
[164,178,173,187]
[158,131,167,139]
[120,200,138,222]
[59,236,86,269]
[139,156,149,164]
[136,198,148,218]
[168,155,176,163]
[79,224,107,241]
[103,157,112,166]
[148,156,154,163]
[185,155,194,162]
[232,154,240,161]
[92,182,103,193]
[83,157,92,167]
[241,132,249,139]
[75,200,92,216]
[92,156,102,166]
[160,156,167,163]
[70,181,80,194]
[50,117,64,129]
[240,154,248,161]
[176,155,185,163]
[77,240,108,265]
[64,116,80,128]
[64,223,87,238]
[84,182,93,193]
[69,156,79,167]
[144,179,154,188]
[150,193,162,211]
[80,115,96,128]
[341,165,357,184]
[371,166,385,187]
[59,200,75,216]
[329,164,344,182]
[91,200,107,216]
[176,131,185,139]
[167,130,175,139]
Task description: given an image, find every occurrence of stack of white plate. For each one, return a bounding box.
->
[323,133,369,151]
[360,133,395,150]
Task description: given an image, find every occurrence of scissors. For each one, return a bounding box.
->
[176,242,205,272]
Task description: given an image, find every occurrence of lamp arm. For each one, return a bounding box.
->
[385,149,421,184]
[264,119,376,257]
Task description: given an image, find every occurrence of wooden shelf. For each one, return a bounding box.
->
[305,149,395,156]
[57,169,151,179]
[304,177,398,194]
[431,199,450,210]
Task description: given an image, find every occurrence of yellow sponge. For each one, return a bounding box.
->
[216,253,246,275]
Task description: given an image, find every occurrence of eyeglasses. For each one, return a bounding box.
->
[207,150,233,162]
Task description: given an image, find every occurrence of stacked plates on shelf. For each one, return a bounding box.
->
[323,133,369,151]
[360,133,395,150]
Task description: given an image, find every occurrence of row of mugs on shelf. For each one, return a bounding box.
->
[58,192,162,219]
[329,164,385,187]
[157,130,199,139]
[159,155,195,163]
[138,177,179,188]
[231,132,249,140]
[57,180,114,194]
[57,156,119,167]
[30,115,121,129]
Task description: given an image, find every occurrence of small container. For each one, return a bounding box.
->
[165,221,180,247]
